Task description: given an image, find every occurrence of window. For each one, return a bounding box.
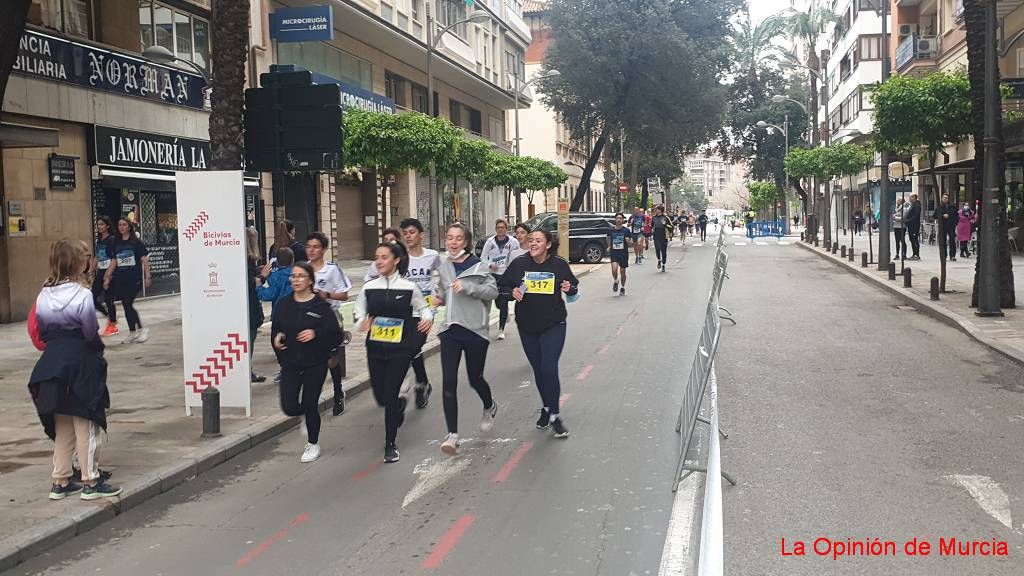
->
[469,107,482,135]
[385,71,408,108]
[139,1,212,75]
[277,42,373,91]
[438,0,468,40]
[411,83,429,114]
[449,99,464,127]
[505,48,524,84]
[381,1,394,22]
[62,0,93,38]
[859,35,881,61]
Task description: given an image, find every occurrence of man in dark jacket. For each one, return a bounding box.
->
[905,193,922,260]
[933,192,960,261]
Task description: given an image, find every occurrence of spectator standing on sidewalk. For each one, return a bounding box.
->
[934,193,960,261]
[29,239,121,500]
[905,194,922,260]
[957,202,977,258]
[480,219,519,341]
[268,220,307,265]
[853,209,864,235]
[112,217,150,344]
[246,228,267,384]
[91,216,118,337]
[892,197,907,260]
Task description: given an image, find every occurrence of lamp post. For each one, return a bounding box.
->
[978,0,1003,316]
[510,69,561,221]
[426,5,495,249]
[756,119,788,224]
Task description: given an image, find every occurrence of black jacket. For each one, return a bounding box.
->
[500,254,579,334]
[271,296,342,367]
[904,202,922,232]
[247,257,265,329]
[933,203,959,232]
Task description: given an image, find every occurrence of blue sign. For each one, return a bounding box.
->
[309,72,396,114]
[13,29,206,110]
[270,6,334,43]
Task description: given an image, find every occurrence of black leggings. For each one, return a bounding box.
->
[368,355,412,445]
[279,362,328,444]
[518,322,566,415]
[495,293,510,330]
[653,232,668,264]
[116,284,141,331]
[440,331,493,434]
[410,330,429,385]
[698,224,707,242]
[894,228,907,258]
[92,278,116,323]
[908,229,921,256]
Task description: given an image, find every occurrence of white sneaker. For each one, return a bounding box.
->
[496,330,505,340]
[300,443,321,463]
[480,401,498,432]
[440,433,459,456]
[134,328,149,343]
[121,331,139,344]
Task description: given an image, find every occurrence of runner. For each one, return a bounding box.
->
[305,232,353,416]
[687,211,696,238]
[111,217,150,344]
[628,207,645,264]
[479,219,520,340]
[502,229,580,438]
[271,261,343,463]
[400,218,441,409]
[509,223,531,260]
[435,223,499,455]
[641,210,653,260]
[91,216,118,337]
[607,212,632,296]
[29,239,121,500]
[650,206,672,271]
[363,228,402,281]
[697,211,709,242]
[356,241,433,463]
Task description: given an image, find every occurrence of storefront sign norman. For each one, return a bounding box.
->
[91,126,210,172]
[14,29,206,110]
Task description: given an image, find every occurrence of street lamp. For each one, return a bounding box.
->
[142,45,210,83]
[426,6,495,249]
[771,94,808,114]
[508,69,560,221]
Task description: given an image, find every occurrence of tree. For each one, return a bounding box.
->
[964,0,1015,308]
[478,154,567,197]
[785,143,872,231]
[344,109,460,175]
[538,0,742,211]
[208,0,250,170]
[672,177,709,212]
[0,0,31,103]
[746,180,778,214]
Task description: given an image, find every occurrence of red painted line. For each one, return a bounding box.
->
[576,364,594,381]
[420,514,477,570]
[615,325,625,337]
[559,393,571,407]
[597,343,609,355]
[352,459,381,481]
[235,512,310,568]
[490,441,534,484]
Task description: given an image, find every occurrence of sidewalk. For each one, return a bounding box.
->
[0,259,604,570]
[798,229,1024,366]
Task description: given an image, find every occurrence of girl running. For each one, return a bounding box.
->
[435,223,499,455]
[480,219,519,341]
[271,261,343,463]
[363,228,403,281]
[356,241,433,463]
[502,229,579,438]
[510,223,531,261]
[111,218,150,344]
[91,217,118,337]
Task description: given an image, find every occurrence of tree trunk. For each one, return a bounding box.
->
[965,0,1015,307]
[0,0,31,103]
[569,129,608,211]
[209,0,250,171]
[640,177,649,210]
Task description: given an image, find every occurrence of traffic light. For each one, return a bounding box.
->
[244,66,343,172]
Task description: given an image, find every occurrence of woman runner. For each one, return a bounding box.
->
[502,229,579,438]
[271,261,343,463]
[356,242,433,463]
[435,223,499,455]
[91,217,118,337]
[111,218,150,344]
[479,219,519,340]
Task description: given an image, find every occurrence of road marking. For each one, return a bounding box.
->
[420,513,477,570]
[755,241,769,246]
[615,325,625,337]
[734,242,747,246]
[403,457,473,509]
[658,478,699,575]
[693,243,704,247]
[559,393,571,407]
[946,474,1013,529]
[598,343,610,355]
[352,459,382,481]
[576,364,594,381]
[778,241,792,246]
[235,512,310,567]
[491,441,534,484]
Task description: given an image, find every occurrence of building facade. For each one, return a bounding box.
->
[683,155,747,212]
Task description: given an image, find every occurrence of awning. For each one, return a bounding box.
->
[911,158,974,176]
[0,122,59,148]
[97,168,261,192]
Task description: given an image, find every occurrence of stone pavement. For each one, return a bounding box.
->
[0,258,603,570]
[799,228,1024,366]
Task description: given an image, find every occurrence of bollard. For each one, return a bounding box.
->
[800,231,805,242]
[841,245,847,258]
[831,242,839,254]
[814,237,819,247]
[202,386,221,437]
[903,267,912,288]
[930,277,940,300]
[861,252,868,268]
[848,248,855,262]
[887,261,896,280]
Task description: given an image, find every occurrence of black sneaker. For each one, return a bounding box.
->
[251,373,267,383]
[415,383,432,409]
[81,482,122,500]
[333,394,346,416]
[550,417,570,438]
[49,482,83,500]
[620,287,626,296]
[535,408,551,429]
[71,468,112,484]
[612,281,618,294]
[384,444,400,463]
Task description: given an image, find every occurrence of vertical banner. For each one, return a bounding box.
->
[176,171,252,416]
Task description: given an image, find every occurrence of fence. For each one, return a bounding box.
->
[673,226,736,575]
[745,220,788,239]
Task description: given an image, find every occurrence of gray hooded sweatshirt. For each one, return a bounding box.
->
[437,255,498,341]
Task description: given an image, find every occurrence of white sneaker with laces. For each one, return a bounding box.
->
[301,443,321,463]
[496,330,505,340]
[440,433,459,455]
[480,401,498,432]
[134,328,149,343]
[122,331,139,344]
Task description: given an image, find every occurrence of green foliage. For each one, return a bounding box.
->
[437,137,492,180]
[870,71,971,159]
[672,177,709,212]
[344,109,460,173]
[784,143,872,179]
[746,180,778,213]
[478,154,567,192]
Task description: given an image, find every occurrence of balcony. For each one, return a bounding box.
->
[895,34,940,75]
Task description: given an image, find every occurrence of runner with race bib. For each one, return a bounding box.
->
[607,213,632,296]
[480,219,520,341]
[111,217,150,344]
[400,218,441,409]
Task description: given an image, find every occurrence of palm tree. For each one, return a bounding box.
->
[731,8,786,86]
[963,0,1015,307]
[209,0,250,170]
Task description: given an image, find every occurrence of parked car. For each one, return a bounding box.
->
[513,212,615,264]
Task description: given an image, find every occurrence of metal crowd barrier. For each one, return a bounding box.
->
[745,219,788,238]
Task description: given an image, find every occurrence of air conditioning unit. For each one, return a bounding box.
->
[899,24,917,37]
[917,37,938,55]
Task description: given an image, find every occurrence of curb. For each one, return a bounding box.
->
[0,263,604,571]
[795,241,1024,368]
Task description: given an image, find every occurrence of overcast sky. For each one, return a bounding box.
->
[750,0,799,24]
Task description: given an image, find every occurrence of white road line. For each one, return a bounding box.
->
[755,241,769,246]
[403,457,472,508]
[778,241,791,246]
[658,472,700,575]
[946,474,1013,529]
[734,242,747,246]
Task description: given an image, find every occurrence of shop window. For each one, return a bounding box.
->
[139,1,212,75]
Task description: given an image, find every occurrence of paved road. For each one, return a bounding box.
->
[6,242,714,576]
[711,241,1024,575]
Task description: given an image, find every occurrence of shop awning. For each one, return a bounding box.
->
[911,158,975,176]
[97,168,261,192]
[0,122,59,148]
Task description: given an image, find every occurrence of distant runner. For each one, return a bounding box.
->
[607,213,632,296]
[628,207,646,264]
